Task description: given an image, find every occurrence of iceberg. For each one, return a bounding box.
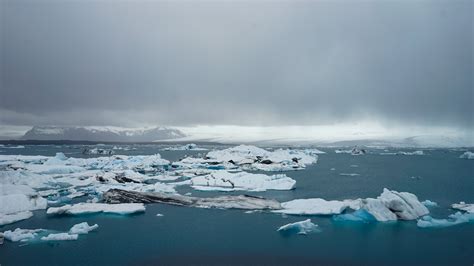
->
[417,212,474,228]
[0,193,47,215]
[277,219,320,235]
[82,148,114,155]
[359,189,429,221]
[46,203,145,215]
[176,145,318,171]
[3,228,44,242]
[273,198,360,215]
[69,222,99,235]
[335,146,366,155]
[339,173,360,176]
[188,170,296,192]
[163,143,207,151]
[398,150,424,155]
[41,233,78,241]
[0,211,33,226]
[459,151,474,159]
[452,202,474,213]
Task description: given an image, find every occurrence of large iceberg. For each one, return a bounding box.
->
[0,184,47,225]
[46,203,145,215]
[277,219,320,235]
[187,170,296,192]
[359,189,429,221]
[459,151,474,159]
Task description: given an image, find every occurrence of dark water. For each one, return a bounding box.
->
[1,145,473,265]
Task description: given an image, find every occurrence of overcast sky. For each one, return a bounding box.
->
[0,0,472,130]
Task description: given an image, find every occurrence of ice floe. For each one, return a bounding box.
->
[0,211,33,226]
[452,202,474,213]
[185,170,295,192]
[335,147,366,155]
[82,148,114,155]
[174,145,318,171]
[46,203,145,215]
[163,143,207,151]
[277,219,320,235]
[274,198,360,215]
[41,233,78,241]
[459,151,474,159]
[360,189,429,221]
[69,222,99,234]
[3,228,44,242]
[417,212,474,228]
[339,173,360,176]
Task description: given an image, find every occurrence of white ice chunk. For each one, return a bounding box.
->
[41,233,78,241]
[3,228,43,242]
[417,212,474,228]
[377,188,429,220]
[452,202,474,213]
[459,151,474,159]
[360,198,398,222]
[422,200,438,208]
[190,171,296,192]
[0,211,33,226]
[69,222,99,234]
[46,203,145,215]
[0,194,47,215]
[277,219,320,235]
[274,198,360,215]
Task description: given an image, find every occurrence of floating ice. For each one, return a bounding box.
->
[277,219,320,235]
[0,211,33,226]
[459,151,474,159]
[335,147,366,155]
[3,228,44,242]
[41,233,78,241]
[82,148,114,155]
[422,200,438,208]
[360,189,429,221]
[175,145,318,171]
[46,203,145,215]
[274,198,360,215]
[188,170,295,192]
[0,193,47,215]
[339,173,360,176]
[69,222,99,234]
[156,213,164,217]
[163,143,207,151]
[417,212,474,228]
[452,202,474,213]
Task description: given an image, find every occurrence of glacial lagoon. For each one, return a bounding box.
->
[0,144,473,265]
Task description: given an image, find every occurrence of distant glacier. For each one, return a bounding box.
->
[21,126,186,142]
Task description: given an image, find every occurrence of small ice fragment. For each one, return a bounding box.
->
[277,219,320,235]
[41,233,78,241]
[421,200,438,208]
[69,222,99,235]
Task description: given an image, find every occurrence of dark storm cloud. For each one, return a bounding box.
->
[0,0,472,127]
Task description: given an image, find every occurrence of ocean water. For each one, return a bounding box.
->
[1,144,473,265]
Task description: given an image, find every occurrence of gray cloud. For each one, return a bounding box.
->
[1,0,472,128]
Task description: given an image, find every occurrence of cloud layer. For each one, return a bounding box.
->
[1,0,472,128]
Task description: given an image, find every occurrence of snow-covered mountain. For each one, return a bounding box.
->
[21,126,186,142]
